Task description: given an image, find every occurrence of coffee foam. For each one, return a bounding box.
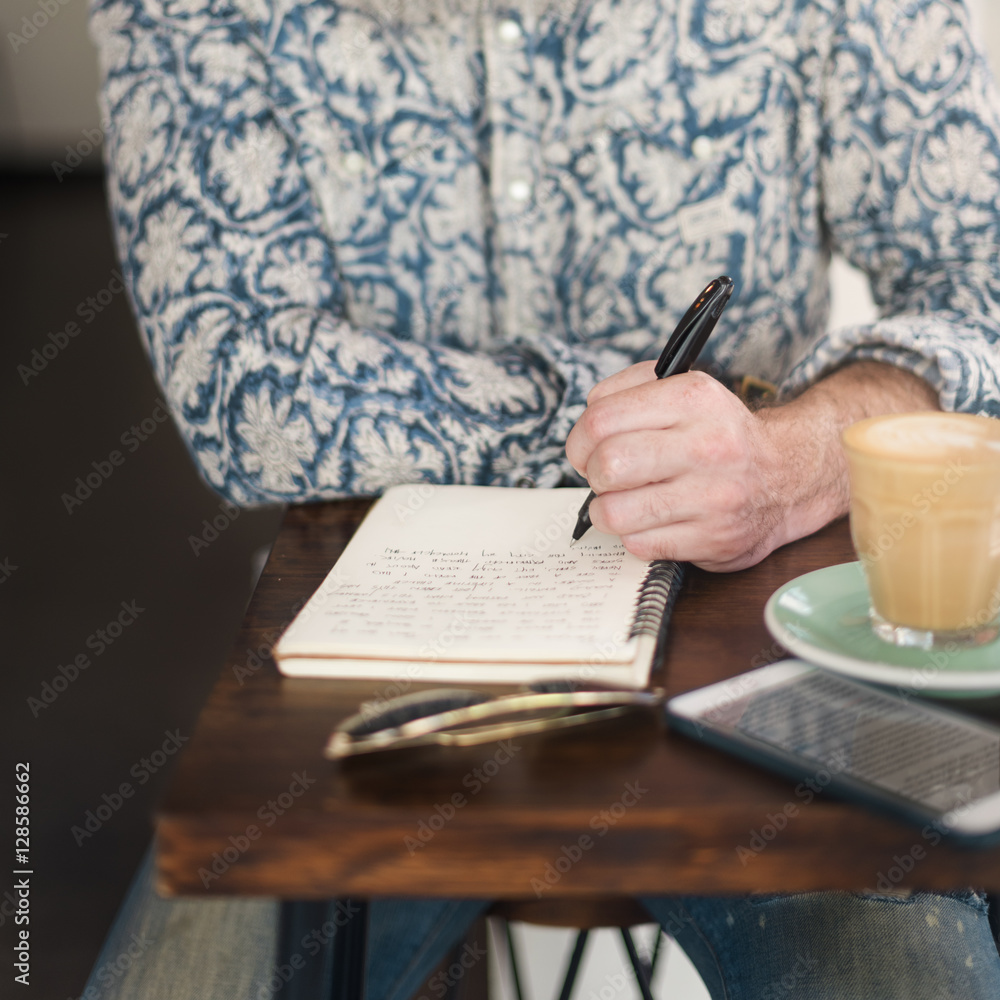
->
[845,413,1000,460]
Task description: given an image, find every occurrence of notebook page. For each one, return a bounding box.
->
[277,485,651,664]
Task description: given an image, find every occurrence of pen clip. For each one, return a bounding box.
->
[654,275,734,379]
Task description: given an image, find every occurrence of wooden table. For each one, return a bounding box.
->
[157,501,1000,899]
[155,500,1000,995]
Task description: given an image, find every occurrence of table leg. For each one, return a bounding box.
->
[331,899,369,1000]
[276,899,368,999]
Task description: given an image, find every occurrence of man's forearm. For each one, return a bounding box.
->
[757,361,941,552]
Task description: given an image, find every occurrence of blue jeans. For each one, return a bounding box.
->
[83,847,1000,999]
[641,892,1000,999]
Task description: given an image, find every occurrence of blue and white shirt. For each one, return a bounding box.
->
[89,0,1000,503]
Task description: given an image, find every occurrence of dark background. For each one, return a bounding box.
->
[1,169,284,999]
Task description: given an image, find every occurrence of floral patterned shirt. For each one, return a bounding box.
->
[89,0,1000,503]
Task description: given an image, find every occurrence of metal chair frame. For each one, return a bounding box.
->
[496,919,666,1000]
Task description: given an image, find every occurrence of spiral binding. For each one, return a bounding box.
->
[629,560,685,640]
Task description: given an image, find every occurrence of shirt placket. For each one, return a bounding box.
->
[482,3,543,343]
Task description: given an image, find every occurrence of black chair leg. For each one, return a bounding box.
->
[647,927,665,980]
[620,929,656,1000]
[502,919,527,1000]
[555,930,590,1000]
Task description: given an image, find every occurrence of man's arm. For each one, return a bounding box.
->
[89,0,629,504]
[567,0,1000,572]
[781,0,1000,416]
[565,360,939,572]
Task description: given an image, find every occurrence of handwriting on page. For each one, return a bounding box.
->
[324,545,629,655]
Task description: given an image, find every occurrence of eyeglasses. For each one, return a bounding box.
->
[325,682,665,758]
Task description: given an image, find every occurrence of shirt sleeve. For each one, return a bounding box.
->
[782,0,1000,414]
[89,0,623,505]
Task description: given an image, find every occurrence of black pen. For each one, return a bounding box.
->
[570,275,735,545]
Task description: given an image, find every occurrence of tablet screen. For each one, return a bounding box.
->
[687,668,1000,815]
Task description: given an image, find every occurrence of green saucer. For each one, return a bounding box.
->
[764,562,1000,697]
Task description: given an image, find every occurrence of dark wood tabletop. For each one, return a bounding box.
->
[156,498,1000,900]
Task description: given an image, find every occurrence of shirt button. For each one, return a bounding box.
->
[498,18,523,44]
[342,151,366,175]
[507,178,533,202]
[691,135,714,161]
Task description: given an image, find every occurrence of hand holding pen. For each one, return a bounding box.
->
[569,276,735,545]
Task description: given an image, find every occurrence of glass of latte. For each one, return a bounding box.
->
[842,412,1000,649]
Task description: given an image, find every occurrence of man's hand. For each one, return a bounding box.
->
[565,360,940,572]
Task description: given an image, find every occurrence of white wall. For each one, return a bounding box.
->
[971,0,1000,59]
[1,0,999,168]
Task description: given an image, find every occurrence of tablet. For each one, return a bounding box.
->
[667,660,1000,845]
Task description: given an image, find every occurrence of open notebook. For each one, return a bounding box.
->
[274,485,684,687]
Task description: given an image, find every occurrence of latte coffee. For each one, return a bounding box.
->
[842,412,1000,648]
